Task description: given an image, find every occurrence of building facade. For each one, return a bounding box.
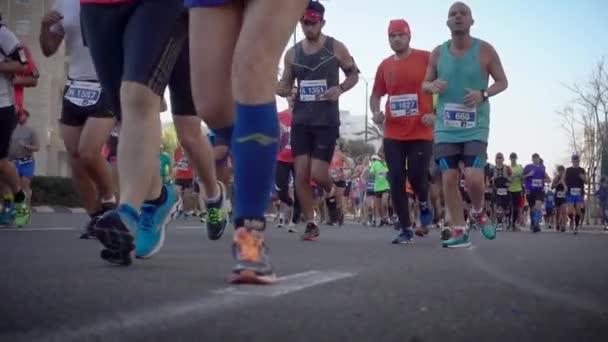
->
[1,0,70,177]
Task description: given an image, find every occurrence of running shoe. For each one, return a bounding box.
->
[326,196,339,223]
[0,201,15,225]
[13,201,30,227]
[287,223,298,233]
[301,222,320,241]
[206,182,229,240]
[94,204,139,266]
[471,210,496,240]
[230,220,276,284]
[392,228,414,244]
[442,228,471,248]
[79,216,98,239]
[136,185,178,258]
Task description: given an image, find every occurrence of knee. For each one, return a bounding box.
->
[119,82,159,117]
[194,95,231,127]
[232,48,273,88]
[177,132,201,156]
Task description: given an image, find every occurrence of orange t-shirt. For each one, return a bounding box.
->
[372,49,433,141]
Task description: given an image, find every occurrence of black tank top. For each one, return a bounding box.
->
[494,166,510,189]
[293,36,340,126]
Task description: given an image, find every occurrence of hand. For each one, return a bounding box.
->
[323,86,342,102]
[421,113,435,126]
[429,79,448,94]
[276,82,291,97]
[464,88,484,107]
[42,11,63,28]
[372,111,385,124]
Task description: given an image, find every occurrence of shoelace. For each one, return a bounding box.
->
[140,206,155,232]
[207,208,222,224]
[16,204,27,217]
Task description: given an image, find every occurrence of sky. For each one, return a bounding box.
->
[162,0,608,171]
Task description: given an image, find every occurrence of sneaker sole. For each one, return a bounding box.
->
[137,198,180,259]
[414,228,429,237]
[230,269,277,285]
[443,242,472,248]
[94,219,135,266]
[301,236,319,241]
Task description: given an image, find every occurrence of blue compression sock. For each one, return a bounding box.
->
[232,102,279,221]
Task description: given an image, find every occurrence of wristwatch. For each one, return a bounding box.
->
[481,89,489,101]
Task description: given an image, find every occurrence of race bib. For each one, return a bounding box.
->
[64,81,101,107]
[110,128,119,138]
[443,103,476,128]
[176,160,189,171]
[556,191,566,198]
[389,94,418,117]
[485,188,493,194]
[299,80,327,102]
[496,188,508,196]
[459,179,466,188]
[532,179,543,188]
[570,187,582,196]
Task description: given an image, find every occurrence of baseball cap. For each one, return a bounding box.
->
[388,19,411,36]
[302,1,324,23]
[571,154,580,161]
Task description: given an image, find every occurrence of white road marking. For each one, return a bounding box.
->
[32,206,54,213]
[0,227,75,232]
[175,226,203,230]
[17,270,355,342]
[212,270,354,297]
[68,208,87,214]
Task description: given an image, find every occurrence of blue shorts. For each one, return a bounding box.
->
[567,194,584,204]
[185,0,228,7]
[13,159,35,178]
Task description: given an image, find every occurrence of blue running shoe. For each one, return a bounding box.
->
[136,185,179,258]
[0,201,15,225]
[415,208,433,237]
[392,228,414,244]
[94,204,139,266]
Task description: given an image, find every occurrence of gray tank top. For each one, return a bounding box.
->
[293,36,340,126]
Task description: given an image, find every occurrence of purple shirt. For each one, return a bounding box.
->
[523,164,545,190]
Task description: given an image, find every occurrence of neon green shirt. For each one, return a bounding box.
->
[509,164,523,192]
[370,160,389,192]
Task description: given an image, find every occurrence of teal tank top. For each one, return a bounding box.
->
[435,38,490,143]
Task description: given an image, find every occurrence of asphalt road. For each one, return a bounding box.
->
[1,213,607,342]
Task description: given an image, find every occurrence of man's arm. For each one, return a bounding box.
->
[0,60,27,74]
[422,46,440,94]
[334,40,359,93]
[14,75,38,87]
[485,42,508,97]
[370,63,385,118]
[39,10,65,57]
[25,129,40,152]
[277,47,296,97]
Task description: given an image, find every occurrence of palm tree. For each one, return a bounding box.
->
[353,122,384,142]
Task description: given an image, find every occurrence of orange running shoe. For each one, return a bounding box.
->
[230,220,276,284]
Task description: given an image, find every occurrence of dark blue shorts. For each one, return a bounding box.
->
[185,0,228,7]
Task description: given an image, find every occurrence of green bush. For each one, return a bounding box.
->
[31,176,80,207]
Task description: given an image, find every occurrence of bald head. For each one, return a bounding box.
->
[449,2,472,17]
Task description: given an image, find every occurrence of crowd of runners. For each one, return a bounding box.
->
[1,1,607,285]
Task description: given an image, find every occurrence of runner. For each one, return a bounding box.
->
[544,186,555,230]
[40,1,119,238]
[423,1,509,247]
[188,0,309,283]
[329,142,350,226]
[564,154,586,234]
[552,165,568,232]
[277,1,359,241]
[484,162,495,219]
[523,153,549,233]
[369,153,390,227]
[275,92,297,232]
[8,110,39,209]
[370,19,435,244]
[492,152,511,230]
[0,21,31,227]
[173,144,195,217]
[507,152,524,231]
[596,176,608,231]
